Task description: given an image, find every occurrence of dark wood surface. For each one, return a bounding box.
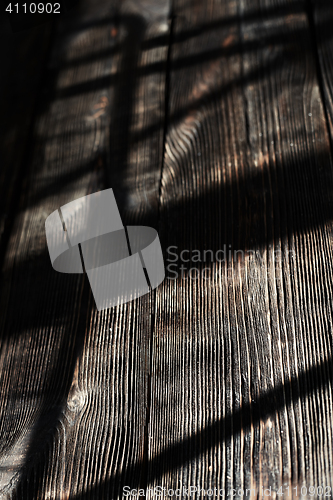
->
[0,0,332,498]
[0,11,51,252]
[149,0,333,496]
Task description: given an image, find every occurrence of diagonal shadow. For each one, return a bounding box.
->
[22,1,333,216]
[0,245,93,487]
[1,0,333,498]
[58,0,307,70]
[0,0,117,497]
[49,2,333,102]
[0,143,331,339]
[66,354,333,498]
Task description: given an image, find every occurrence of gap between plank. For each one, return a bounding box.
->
[305,0,333,157]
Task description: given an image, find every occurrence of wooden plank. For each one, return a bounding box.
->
[148,0,333,497]
[0,1,120,495]
[0,1,135,498]
[0,0,170,497]
[78,1,171,498]
[310,1,333,149]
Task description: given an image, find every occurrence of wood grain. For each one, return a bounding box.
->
[0,0,171,496]
[310,0,333,149]
[1,0,333,497]
[148,0,333,498]
[0,0,118,493]
[0,1,142,498]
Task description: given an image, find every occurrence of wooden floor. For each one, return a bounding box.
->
[0,0,333,498]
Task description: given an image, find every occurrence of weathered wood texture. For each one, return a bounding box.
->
[311,0,333,146]
[0,1,119,495]
[1,2,154,499]
[148,0,333,498]
[1,0,333,498]
[0,0,171,497]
